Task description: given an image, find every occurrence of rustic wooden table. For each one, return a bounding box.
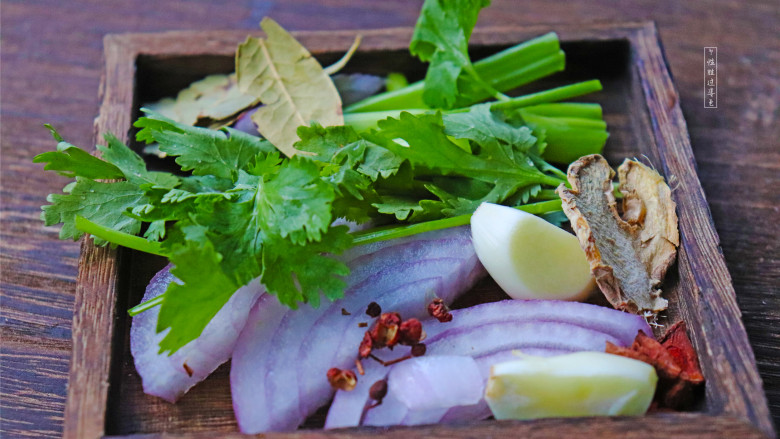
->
[1,0,777,437]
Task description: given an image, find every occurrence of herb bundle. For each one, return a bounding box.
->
[37,0,608,354]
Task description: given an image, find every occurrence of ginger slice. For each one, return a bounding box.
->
[556,155,678,314]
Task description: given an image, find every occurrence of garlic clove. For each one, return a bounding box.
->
[470,202,594,301]
[485,351,658,420]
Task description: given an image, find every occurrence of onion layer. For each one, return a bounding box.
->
[231,226,485,433]
[389,356,483,411]
[327,299,652,428]
[130,265,264,402]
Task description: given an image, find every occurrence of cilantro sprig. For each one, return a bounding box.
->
[38,113,359,353]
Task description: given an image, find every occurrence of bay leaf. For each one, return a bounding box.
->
[147,74,260,126]
[236,17,344,157]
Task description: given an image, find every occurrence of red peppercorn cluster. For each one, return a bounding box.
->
[359,312,426,359]
[327,302,432,391]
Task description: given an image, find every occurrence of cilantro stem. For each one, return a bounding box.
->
[515,199,564,215]
[521,113,606,130]
[519,103,603,120]
[532,189,561,201]
[547,165,569,181]
[463,63,510,102]
[128,295,164,316]
[488,80,603,112]
[345,81,605,133]
[351,199,563,246]
[75,216,167,257]
[525,119,609,164]
[345,33,564,113]
[540,174,568,188]
[344,84,607,136]
[344,109,427,132]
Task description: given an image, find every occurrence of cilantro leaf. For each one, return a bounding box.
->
[97,133,180,189]
[327,167,377,224]
[261,225,352,308]
[143,220,167,241]
[33,125,124,180]
[443,104,537,160]
[410,0,492,108]
[366,112,552,186]
[135,110,274,181]
[373,195,427,221]
[42,179,146,244]
[297,123,403,182]
[296,123,399,222]
[295,123,359,162]
[363,112,565,218]
[157,239,241,354]
[256,157,335,245]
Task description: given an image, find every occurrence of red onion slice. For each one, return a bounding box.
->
[130,265,263,402]
[327,300,652,428]
[231,226,485,433]
[389,356,483,410]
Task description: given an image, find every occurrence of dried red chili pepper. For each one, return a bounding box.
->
[659,321,705,408]
[327,367,357,391]
[427,298,453,322]
[606,321,704,410]
[660,322,704,381]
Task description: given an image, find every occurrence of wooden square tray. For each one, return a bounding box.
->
[63,21,775,439]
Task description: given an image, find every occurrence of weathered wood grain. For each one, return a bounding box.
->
[104,415,766,439]
[631,23,774,434]
[1,1,778,438]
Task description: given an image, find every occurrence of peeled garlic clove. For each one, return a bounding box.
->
[485,351,657,420]
[470,202,594,301]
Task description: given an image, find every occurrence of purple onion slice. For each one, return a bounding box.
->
[130,265,264,402]
[231,226,485,433]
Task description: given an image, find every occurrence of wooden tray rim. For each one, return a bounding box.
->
[62,20,775,439]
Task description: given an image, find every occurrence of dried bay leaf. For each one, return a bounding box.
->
[146,74,260,126]
[237,18,344,157]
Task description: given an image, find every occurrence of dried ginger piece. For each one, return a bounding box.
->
[606,321,703,409]
[619,160,680,283]
[556,155,678,314]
